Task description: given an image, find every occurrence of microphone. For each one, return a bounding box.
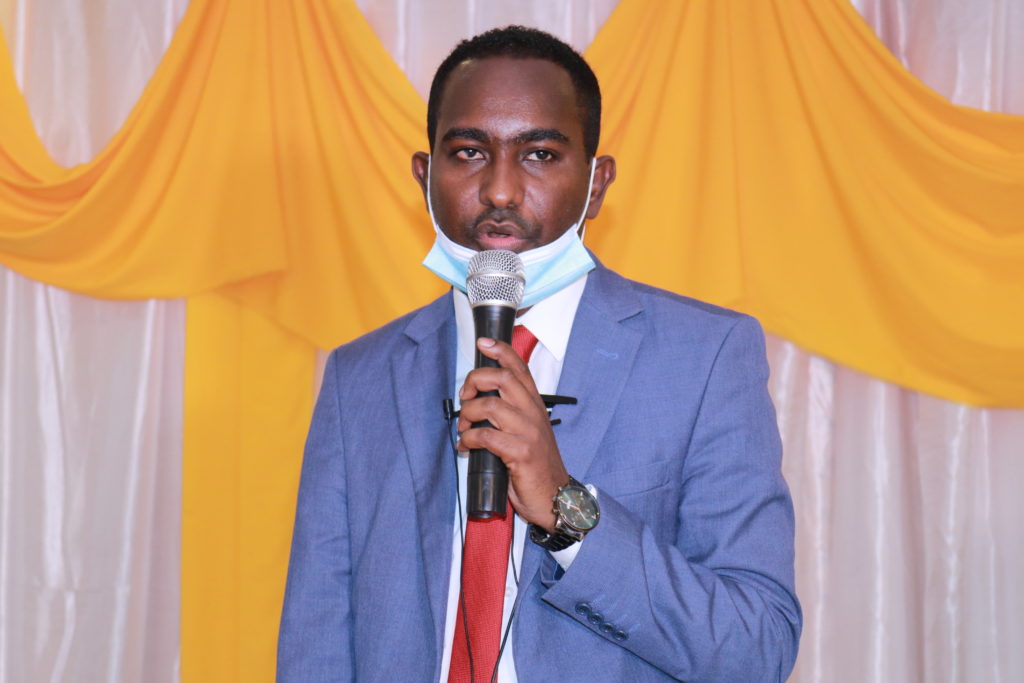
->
[466,249,525,519]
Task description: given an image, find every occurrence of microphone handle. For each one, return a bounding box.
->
[468,304,516,518]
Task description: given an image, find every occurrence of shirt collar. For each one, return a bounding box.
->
[454,272,588,364]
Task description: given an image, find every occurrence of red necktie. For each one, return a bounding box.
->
[448,325,539,682]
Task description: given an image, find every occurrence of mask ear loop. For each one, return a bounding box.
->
[426,155,438,228]
[578,157,598,243]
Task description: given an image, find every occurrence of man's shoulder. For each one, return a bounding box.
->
[590,265,761,338]
[328,291,451,366]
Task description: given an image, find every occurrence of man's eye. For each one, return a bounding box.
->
[455,148,483,160]
[525,149,555,162]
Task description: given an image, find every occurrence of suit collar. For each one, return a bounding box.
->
[401,289,455,344]
[578,256,645,323]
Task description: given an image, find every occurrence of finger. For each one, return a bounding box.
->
[458,400,553,455]
[476,338,539,390]
[458,427,566,528]
[457,395,529,434]
[457,426,530,461]
[459,367,540,410]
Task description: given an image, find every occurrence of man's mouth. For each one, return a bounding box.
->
[474,222,531,251]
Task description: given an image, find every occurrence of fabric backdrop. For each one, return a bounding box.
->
[0,0,1021,681]
[0,1,187,681]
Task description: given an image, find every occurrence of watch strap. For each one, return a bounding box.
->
[528,523,581,551]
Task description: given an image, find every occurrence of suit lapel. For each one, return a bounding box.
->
[390,293,457,664]
[520,265,644,585]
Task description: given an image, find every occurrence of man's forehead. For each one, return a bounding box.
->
[435,56,581,133]
[446,54,573,85]
[441,58,574,108]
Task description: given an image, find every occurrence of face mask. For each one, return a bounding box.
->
[422,157,597,308]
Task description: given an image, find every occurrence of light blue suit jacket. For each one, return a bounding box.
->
[278,264,801,681]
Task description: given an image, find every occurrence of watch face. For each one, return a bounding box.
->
[557,486,599,531]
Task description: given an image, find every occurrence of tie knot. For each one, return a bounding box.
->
[511,325,539,362]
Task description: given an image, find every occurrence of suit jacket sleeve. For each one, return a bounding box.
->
[539,315,801,682]
[277,351,355,681]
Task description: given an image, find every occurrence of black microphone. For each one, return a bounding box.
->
[466,249,525,519]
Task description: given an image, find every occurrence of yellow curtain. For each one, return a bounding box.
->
[0,0,438,344]
[587,0,1024,406]
[2,0,1024,679]
[1,0,439,677]
[5,0,1019,403]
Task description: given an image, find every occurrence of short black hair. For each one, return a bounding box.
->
[426,26,602,158]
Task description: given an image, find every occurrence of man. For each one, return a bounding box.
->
[278,26,800,682]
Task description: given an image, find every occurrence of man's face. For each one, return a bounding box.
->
[413,56,613,253]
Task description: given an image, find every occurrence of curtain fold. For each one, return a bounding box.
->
[0,271,184,682]
[0,0,440,346]
[0,1,186,680]
[0,0,291,296]
[771,334,1024,682]
[584,0,1024,407]
[181,294,314,682]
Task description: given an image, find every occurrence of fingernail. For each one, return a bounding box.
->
[479,338,495,348]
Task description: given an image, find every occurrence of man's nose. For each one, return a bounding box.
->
[479,155,523,208]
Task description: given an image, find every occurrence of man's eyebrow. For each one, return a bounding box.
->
[441,127,490,144]
[511,128,570,145]
[440,127,571,146]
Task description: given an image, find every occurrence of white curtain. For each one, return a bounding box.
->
[0,1,187,681]
[1,1,1021,681]
[785,2,1024,679]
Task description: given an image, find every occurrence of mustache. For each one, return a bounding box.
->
[472,209,529,233]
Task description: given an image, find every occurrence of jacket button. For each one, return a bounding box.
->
[575,603,592,616]
[587,613,603,626]
[613,630,629,642]
[599,623,615,634]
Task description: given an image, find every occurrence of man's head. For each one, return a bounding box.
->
[427,26,602,160]
[413,27,616,253]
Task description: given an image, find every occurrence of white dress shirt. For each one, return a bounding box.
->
[437,273,588,682]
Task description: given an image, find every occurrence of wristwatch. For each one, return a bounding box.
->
[529,477,600,551]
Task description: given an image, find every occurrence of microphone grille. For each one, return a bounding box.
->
[467,249,525,308]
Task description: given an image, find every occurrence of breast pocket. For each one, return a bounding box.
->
[588,459,673,498]
[589,460,681,539]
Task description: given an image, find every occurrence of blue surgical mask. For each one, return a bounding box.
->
[422,157,597,308]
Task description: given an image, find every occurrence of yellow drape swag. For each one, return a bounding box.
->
[1,0,1022,679]
[586,0,1024,407]
[1,0,437,341]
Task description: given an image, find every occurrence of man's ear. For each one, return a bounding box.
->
[411,151,430,208]
[585,155,617,220]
